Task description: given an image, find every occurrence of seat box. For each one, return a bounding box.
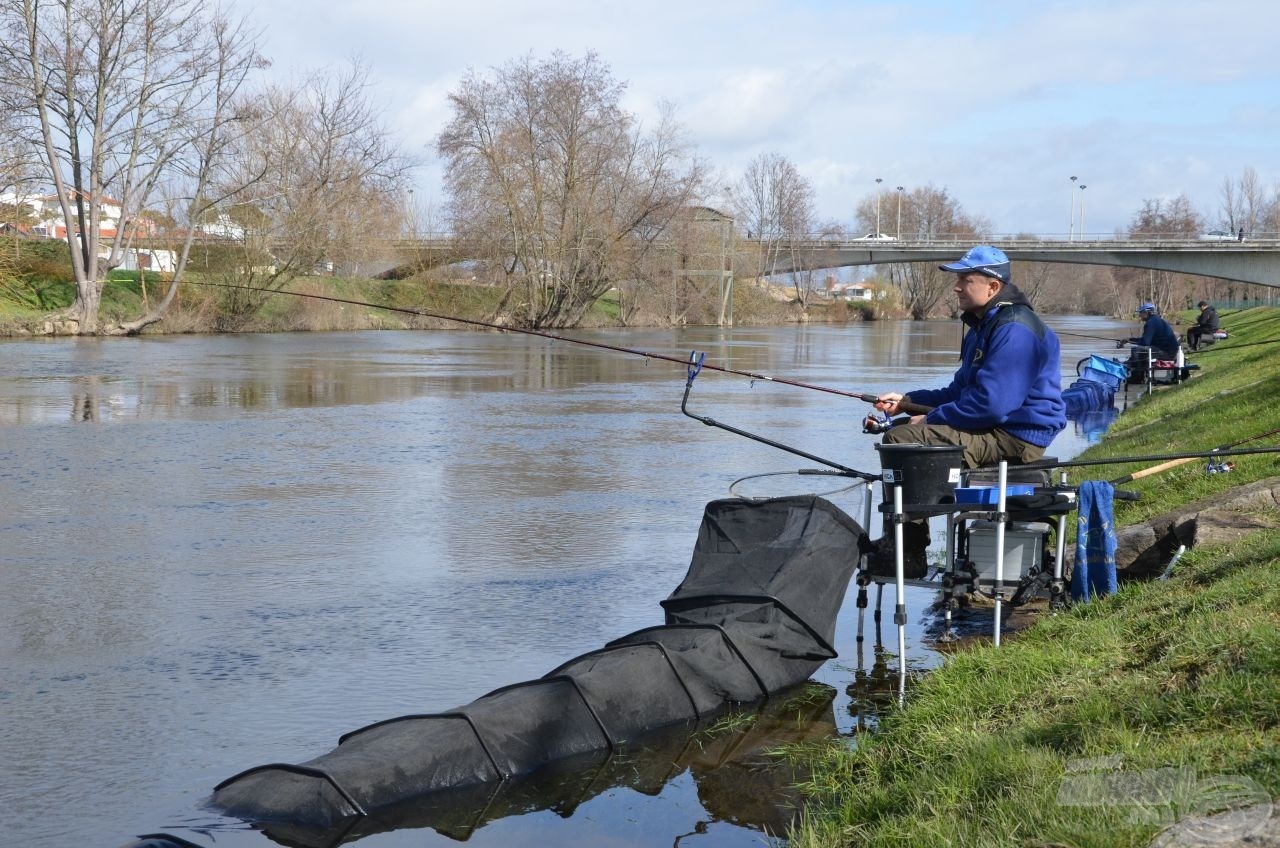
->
[965,521,1047,584]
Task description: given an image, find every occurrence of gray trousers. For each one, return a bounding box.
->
[882,422,1046,470]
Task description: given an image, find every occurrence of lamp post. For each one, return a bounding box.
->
[875,177,883,236]
[1079,184,1087,240]
[1068,176,1077,241]
[895,186,904,239]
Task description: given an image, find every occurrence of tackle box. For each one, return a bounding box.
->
[965,520,1049,584]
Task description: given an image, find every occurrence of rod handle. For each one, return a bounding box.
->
[855,393,933,416]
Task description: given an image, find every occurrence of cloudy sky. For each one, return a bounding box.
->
[230,0,1279,237]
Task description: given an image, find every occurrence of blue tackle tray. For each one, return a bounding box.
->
[955,484,1035,504]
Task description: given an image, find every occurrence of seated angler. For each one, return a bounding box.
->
[1119,302,1180,361]
[1186,300,1220,351]
[866,245,1067,577]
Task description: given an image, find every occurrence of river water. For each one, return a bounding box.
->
[0,317,1131,848]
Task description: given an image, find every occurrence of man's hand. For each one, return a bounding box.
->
[874,392,904,414]
[1115,339,1128,348]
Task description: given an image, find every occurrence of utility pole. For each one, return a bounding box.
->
[895,186,904,239]
[875,177,883,235]
[1069,175,1077,241]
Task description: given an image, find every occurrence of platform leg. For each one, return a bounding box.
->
[892,485,908,701]
[993,461,1008,647]
[939,513,958,642]
[1051,477,1069,610]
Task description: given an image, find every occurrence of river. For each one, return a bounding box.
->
[0,317,1132,848]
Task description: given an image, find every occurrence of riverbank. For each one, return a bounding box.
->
[0,271,882,336]
[788,308,1280,848]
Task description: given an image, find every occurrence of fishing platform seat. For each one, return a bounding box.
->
[1191,328,1229,348]
[1126,345,1197,385]
[1149,360,1199,385]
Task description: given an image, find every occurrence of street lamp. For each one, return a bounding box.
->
[1068,176,1077,241]
[895,186,904,239]
[875,177,883,236]
[1079,184,1087,240]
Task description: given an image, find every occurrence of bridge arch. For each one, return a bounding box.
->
[765,239,1280,288]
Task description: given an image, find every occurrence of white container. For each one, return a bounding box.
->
[965,521,1049,584]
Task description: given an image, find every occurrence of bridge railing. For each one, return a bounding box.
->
[781,233,1280,249]
[385,231,1280,251]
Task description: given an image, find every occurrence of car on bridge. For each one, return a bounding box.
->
[855,233,896,241]
[1199,230,1236,241]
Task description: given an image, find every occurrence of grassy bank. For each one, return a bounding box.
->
[788,308,1280,848]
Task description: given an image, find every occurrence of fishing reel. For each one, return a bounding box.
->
[862,410,911,435]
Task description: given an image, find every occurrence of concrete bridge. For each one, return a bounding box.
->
[765,236,1280,288]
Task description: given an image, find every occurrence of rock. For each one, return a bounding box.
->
[1194,510,1280,548]
[1092,478,1280,581]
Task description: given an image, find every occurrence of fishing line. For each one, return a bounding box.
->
[183,279,908,408]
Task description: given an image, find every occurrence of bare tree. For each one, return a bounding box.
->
[1128,194,1202,240]
[731,151,818,308]
[201,62,410,329]
[0,0,262,334]
[856,184,986,319]
[438,52,704,329]
[1119,195,1205,314]
[0,107,42,244]
[1218,166,1265,237]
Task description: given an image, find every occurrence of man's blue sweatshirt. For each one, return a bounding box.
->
[1128,314,1179,354]
[904,283,1066,448]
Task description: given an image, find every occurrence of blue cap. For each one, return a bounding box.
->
[1137,302,1156,314]
[939,245,1011,284]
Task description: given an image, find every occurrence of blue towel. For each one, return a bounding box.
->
[1072,481,1119,601]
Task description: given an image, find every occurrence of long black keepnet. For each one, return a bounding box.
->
[211,495,866,827]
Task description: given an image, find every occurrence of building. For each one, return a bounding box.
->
[825,278,887,302]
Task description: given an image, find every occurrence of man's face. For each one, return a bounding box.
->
[954,272,1001,314]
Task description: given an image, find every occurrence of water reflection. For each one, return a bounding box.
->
[1070,405,1121,444]
[246,684,838,848]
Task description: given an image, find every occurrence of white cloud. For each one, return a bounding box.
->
[226,0,1280,235]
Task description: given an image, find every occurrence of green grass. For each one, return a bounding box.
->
[790,541,1280,848]
[1070,307,1280,522]
[788,309,1280,848]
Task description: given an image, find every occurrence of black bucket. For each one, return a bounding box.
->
[875,443,963,507]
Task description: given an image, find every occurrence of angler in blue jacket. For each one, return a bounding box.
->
[1120,302,1180,360]
[866,245,1066,576]
[875,245,1066,467]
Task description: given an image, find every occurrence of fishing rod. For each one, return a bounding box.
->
[680,351,878,480]
[1015,443,1280,473]
[1106,424,1280,485]
[183,279,930,413]
[1056,329,1126,343]
[1187,336,1280,355]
